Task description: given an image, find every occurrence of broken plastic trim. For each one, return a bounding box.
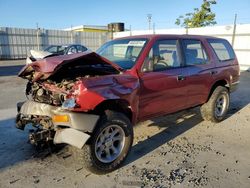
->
[62,98,76,109]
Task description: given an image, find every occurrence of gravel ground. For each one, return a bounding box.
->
[0,60,249,188]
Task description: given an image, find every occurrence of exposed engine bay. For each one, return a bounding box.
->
[21,52,121,107]
[26,79,73,106]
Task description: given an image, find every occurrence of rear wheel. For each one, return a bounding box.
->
[200,86,230,122]
[83,111,133,174]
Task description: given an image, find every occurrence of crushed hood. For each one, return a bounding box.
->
[19,51,122,81]
[29,49,53,59]
[26,50,54,65]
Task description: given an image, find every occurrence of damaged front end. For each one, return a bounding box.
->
[16,102,54,145]
[16,52,125,148]
[16,100,99,148]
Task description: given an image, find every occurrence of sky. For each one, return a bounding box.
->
[0,0,250,30]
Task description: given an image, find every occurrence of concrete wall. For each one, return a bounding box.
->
[0,27,110,59]
[114,24,250,71]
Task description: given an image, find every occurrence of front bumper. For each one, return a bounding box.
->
[229,81,240,93]
[16,100,100,149]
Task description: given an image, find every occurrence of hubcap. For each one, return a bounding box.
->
[95,124,125,163]
[215,94,227,117]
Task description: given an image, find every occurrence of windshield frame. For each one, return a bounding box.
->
[96,38,148,70]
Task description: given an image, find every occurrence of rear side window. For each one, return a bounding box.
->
[182,39,208,65]
[76,45,88,52]
[208,39,235,61]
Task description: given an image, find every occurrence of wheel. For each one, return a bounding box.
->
[200,86,230,122]
[82,111,133,174]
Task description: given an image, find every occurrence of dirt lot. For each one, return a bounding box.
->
[0,60,250,188]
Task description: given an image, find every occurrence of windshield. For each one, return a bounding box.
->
[96,39,147,69]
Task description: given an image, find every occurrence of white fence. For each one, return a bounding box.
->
[114,24,250,71]
[0,27,110,59]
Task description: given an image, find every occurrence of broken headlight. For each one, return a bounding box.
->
[62,98,76,109]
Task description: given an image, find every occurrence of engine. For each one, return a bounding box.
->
[26,79,75,106]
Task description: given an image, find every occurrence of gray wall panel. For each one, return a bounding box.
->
[0,27,110,59]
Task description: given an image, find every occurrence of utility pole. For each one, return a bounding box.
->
[147,14,152,30]
[36,23,40,50]
[71,25,73,43]
[186,22,192,35]
[153,23,156,34]
[232,14,237,47]
[129,25,132,36]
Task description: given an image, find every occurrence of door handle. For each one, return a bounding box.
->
[177,75,185,81]
[210,70,218,75]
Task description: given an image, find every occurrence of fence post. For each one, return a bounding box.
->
[232,14,237,47]
[36,28,40,50]
[71,25,74,43]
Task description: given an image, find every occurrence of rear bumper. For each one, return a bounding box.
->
[16,100,100,148]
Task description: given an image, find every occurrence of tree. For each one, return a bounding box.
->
[175,0,217,28]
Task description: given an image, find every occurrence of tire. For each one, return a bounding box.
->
[82,111,133,174]
[200,86,230,123]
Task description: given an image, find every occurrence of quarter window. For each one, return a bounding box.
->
[76,45,88,52]
[182,40,208,65]
[208,39,235,61]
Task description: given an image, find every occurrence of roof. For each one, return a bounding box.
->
[46,44,85,47]
[114,34,219,40]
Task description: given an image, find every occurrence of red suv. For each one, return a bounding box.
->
[16,35,240,173]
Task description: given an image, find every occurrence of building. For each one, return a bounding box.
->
[64,25,108,33]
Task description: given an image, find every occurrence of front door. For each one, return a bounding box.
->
[138,39,188,121]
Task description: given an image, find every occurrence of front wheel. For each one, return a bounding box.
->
[200,86,230,122]
[83,111,133,174]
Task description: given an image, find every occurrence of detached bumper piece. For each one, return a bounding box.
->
[16,100,100,149]
[16,112,55,146]
[230,81,240,93]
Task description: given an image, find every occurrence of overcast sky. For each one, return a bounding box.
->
[0,0,250,30]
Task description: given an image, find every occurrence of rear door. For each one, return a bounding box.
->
[181,39,215,107]
[138,39,188,120]
[207,39,239,84]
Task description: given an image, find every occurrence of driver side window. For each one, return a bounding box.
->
[142,39,181,72]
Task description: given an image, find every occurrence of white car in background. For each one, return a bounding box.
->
[26,44,89,64]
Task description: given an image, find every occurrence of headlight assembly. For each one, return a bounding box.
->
[62,98,76,109]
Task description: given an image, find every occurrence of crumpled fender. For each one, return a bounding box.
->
[70,74,140,123]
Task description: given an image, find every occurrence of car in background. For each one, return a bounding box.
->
[44,44,88,56]
[26,44,89,64]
